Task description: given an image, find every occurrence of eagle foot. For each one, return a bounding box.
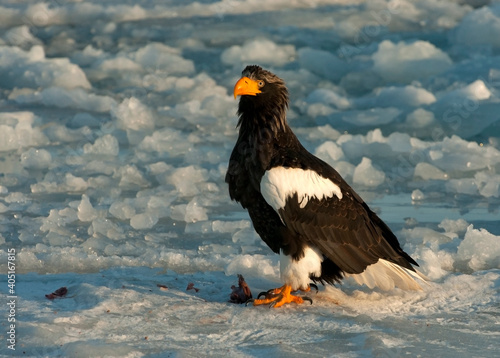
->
[249,284,314,308]
[257,283,318,299]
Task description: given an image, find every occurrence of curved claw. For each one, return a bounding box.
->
[258,287,283,299]
[245,298,255,306]
[303,296,313,305]
[257,291,269,299]
[310,283,319,294]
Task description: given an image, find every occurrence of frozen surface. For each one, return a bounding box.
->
[0,0,499,357]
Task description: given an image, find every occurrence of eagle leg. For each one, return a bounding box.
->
[250,284,313,308]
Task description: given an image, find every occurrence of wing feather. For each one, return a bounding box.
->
[276,186,417,278]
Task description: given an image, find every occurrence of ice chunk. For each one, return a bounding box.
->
[170,204,187,222]
[212,220,251,234]
[438,218,469,235]
[0,45,91,89]
[10,87,116,112]
[112,97,155,131]
[97,57,142,72]
[358,85,436,108]
[411,189,424,201]
[146,195,174,219]
[445,179,478,196]
[231,227,258,245]
[437,80,491,103]
[65,173,89,192]
[386,132,412,153]
[130,212,159,230]
[168,166,208,197]
[77,195,98,222]
[40,208,78,233]
[303,124,341,142]
[20,148,52,169]
[452,5,500,49]
[139,128,191,157]
[226,254,279,281]
[71,45,105,66]
[89,218,123,240]
[115,165,149,188]
[30,173,89,194]
[221,38,295,66]
[170,197,207,223]
[457,225,500,271]
[4,192,31,204]
[314,141,345,163]
[132,42,195,75]
[413,162,448,180]
[305,103,335,118]
[109,202,136,220]
[173,100,201,124]
[83,134,119,156]
[0,112,49,152]
[298,48,349,82]
[184,197,208,223]
[373,40,452,83]
[150,73,227,102]
[429,135,500,172]
[475,171,500,198]
[353,157,385,187]
[418,248,454,280]
[342,107,401,126]
[99,44,192,89]
[4,25,42,48]
[406,108,435,128]
[305,88,350,110]
[402,227,453,248]
[147,162,172,175]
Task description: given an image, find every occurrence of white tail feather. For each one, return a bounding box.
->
[346,259,428,291]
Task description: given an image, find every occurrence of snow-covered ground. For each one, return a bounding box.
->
[1,0,499,356]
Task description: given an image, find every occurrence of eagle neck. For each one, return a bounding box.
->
[236,109,290,172]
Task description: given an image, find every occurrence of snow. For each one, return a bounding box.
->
[0,0,499,357]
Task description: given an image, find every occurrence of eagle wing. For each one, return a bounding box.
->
[278,188,415,274]
[259,159,422,290]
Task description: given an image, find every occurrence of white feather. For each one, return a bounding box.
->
[346,259,427,291]
[280,246,323,291]
[261,167,343,212]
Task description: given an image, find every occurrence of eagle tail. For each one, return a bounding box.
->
[346,259,428,291]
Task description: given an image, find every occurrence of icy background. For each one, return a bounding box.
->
[0,0,499,357]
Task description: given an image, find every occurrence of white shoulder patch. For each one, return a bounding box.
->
[260,167,343,211]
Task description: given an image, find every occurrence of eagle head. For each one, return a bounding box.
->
[233,65,289,131]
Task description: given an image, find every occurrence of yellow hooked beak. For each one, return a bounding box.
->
[233,77,262,99]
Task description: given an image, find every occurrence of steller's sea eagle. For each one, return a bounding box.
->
[225,65,425,308]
